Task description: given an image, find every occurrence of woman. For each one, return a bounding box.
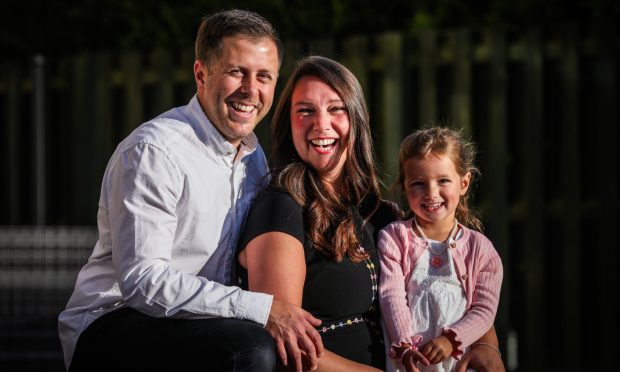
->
[237,56,504,371]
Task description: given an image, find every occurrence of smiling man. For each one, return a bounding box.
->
[59,10,323,372]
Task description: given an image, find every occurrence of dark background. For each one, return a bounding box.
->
[1,1,619,371]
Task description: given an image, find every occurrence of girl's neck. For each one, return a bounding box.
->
[414,215,458,241]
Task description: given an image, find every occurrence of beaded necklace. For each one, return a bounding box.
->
[413,215,459,268]
[317,209,378,334]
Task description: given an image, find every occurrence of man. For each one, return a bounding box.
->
[59,9,322,372]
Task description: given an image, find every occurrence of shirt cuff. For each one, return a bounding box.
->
[236,290,273,326]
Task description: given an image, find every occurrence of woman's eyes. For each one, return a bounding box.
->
[329,106,347,113]
[296,108,314,115]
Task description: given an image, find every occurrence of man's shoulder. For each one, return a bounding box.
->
[120,110,194,152]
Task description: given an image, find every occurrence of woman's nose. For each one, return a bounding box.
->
[313,111,331,131]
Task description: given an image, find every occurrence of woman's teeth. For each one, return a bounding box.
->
[310,139,336,147]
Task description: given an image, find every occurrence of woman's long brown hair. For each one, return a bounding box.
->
[270,56,381,262]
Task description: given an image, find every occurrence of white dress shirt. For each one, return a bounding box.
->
[58,96,273,368]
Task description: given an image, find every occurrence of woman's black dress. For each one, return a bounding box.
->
[237,188,397,368]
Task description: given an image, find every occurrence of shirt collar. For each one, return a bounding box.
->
[184,95,260,157]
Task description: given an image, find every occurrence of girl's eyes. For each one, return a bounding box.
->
[439,178,451,184]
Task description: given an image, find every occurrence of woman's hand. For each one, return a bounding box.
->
[455,326,505,372]
[454,343,505,372]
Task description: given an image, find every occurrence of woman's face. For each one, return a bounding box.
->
[290,75,350,184]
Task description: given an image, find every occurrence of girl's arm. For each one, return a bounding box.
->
[243,231,381,372]
[444,240,504,357]
[377,227,425,359]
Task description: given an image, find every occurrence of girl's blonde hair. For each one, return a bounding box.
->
[398,126,482,231]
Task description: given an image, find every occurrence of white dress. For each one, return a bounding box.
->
[386,238,474,372]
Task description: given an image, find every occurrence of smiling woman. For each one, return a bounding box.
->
[237,55,390,370]
[290,75,351,186]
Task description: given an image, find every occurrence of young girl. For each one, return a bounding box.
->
[378,127,503,372]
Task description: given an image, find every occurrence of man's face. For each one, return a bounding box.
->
[194,36,279,147]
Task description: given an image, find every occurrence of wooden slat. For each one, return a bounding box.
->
[32,55,46,225]
[121,51,143,137]
[180,48,196,102]
[375,32,403,199]
[69,54,90,223]
[559,24,581,370]
[92,52,113,193]
[418,30,437,125]
[451,29,472,135]
[593,24,618,368]
[341,35,370,104]
[152,48,174,112]
[5,61,21,223]
[521,27,545,371]
[484,28,512,366]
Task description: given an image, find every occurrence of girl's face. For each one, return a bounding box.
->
[290,75,350,185]
[403,153,471,233]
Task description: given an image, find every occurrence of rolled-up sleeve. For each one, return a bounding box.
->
[105,142,272,324]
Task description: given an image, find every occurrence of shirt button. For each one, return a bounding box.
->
[450,242,457,248]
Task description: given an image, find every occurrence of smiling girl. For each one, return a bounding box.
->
[378,127,503,372]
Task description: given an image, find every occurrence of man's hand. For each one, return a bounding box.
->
[266,299,324,372]
[454,344,505,372]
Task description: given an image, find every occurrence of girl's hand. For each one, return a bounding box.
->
[419,335,454,364]
[398,345,430,372]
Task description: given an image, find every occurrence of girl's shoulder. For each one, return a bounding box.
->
[459,225,500,256]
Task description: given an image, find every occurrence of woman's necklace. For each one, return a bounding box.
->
[413,215,459,268]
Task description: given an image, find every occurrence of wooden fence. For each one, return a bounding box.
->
[1,23,618,371]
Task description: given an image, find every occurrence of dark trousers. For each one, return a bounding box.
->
[69,307,275,372]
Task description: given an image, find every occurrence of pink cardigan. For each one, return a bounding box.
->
[378,218,503,358]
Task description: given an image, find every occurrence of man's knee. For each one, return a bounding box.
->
[234,328,276,371]
[200,319,275,371]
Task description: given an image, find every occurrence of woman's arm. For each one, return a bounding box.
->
[243,231,381,372]
[454,325,505,372]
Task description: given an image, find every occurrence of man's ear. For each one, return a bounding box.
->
[194,60,206,87]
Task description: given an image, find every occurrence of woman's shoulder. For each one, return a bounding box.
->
[253,185,300,210]
[365,198,403,230]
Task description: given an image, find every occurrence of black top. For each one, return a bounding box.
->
[237,187,398,368]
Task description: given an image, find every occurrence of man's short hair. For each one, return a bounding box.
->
[195,9,283,68]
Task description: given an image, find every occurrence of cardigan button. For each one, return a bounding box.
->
[461,274,468,280]
[450,242,457,248]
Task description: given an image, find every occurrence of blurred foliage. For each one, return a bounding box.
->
[1,0,618,57]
